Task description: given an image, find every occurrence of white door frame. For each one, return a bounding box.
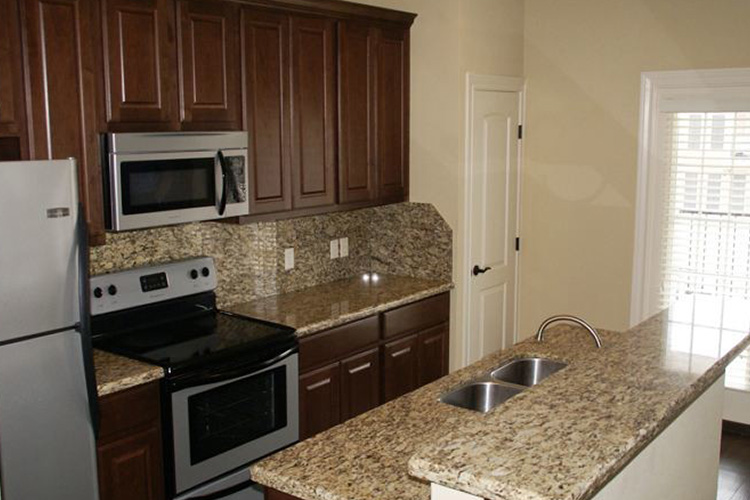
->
[462,73,525,366]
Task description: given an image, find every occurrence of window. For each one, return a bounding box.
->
[632,69,750,392]
[661,111,750,308]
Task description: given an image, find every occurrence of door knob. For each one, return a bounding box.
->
[472,265,492,276]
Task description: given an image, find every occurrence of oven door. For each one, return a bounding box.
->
[170,351,298,495]
[108,148,248,231]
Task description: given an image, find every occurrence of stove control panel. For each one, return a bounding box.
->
[90,257,217,316]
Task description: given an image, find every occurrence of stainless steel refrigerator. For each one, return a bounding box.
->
[0,159,99,499]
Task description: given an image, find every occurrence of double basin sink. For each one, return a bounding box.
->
[440,358,567,413]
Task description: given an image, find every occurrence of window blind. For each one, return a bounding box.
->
[660,111,750,309]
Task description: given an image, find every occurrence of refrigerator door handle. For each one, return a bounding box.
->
[76,204,100,438]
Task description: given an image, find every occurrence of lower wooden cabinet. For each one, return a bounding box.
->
[341,348,380,421]
[298,293,450,440]
[97,382,165,500]
[418,323,450,386]
[299,362,341,440]
[383,334,419,403]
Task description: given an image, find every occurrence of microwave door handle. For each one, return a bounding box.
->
[217,150,228,216]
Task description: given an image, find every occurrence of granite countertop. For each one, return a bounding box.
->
[94,350,164,397]
[227,274,454,337]
[251,296,750,500]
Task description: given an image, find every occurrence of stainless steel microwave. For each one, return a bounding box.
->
[102,132,249,231]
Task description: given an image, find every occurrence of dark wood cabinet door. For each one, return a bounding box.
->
[376,27,408,203]
[242,8,292,214]
[177,0,241,130]
[338,21,377,205]
[0,0,27,160]
[418,323,449,386]
[101,0,178,130]
[340,347,380,421]
[290,15,336,209]
[383,334,419,403]
[97,425,165,500]
[299,362,341,440]
[21,0,105,244]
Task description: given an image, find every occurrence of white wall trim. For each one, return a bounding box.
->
[462,73,525,366]
[630,68,750,328]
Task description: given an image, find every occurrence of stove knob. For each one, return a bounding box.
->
[108,285,118,296]
[93,287,103,299]
[190,269,199,280]
[201,267,210,277]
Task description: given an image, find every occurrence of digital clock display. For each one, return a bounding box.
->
[140,272,168,292]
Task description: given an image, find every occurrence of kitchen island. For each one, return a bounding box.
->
[251,296,750,500]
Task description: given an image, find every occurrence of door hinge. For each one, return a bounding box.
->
[515,237,521,252]
[518,125,523,140]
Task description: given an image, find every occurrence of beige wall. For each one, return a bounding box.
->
[521,0,750,337]
[353,0,524,369]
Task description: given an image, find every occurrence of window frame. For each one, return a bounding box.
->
[631,68,750,327]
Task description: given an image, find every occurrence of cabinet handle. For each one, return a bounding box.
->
[391,347,412,358]
[307,378,332,391]
[348,362,372,375]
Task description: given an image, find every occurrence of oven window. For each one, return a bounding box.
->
[187,367,287,465]
[121,158,215,215]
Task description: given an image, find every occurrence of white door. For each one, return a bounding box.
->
[465,76,522,364]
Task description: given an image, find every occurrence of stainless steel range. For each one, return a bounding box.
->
[91,258,298,499]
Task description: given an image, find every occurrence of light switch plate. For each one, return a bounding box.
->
[330,239,340,259]
[339,237,349,257]
[284,248,295,270]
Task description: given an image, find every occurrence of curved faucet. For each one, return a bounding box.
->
[536,315,602,348]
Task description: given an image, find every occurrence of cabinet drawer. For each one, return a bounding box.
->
[99,382,161,440]
[382,293,449,339]
[299,315,379,372]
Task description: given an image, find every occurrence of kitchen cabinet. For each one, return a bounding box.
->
[289,15,337,210]
[7,0,414,240]
[0,0,27,161]
[97,382,165,500]
[177,0,242,130]
[341,347,380,421]
[298,293,449,440]
[100,0,178,130]
[383,334,419,402]
[299,362,341,440]
[21,0,106,245]
[242,8,292,214]
[337,21,377,205]
[418,323,450,386]
[376,27,409,202]
[338,21,410,206]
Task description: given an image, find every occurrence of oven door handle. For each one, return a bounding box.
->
[171,347,297,391]
[216,150,228,216]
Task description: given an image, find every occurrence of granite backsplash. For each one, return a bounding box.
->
[90,202,452,308]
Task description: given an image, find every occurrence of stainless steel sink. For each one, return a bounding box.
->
[490,357,567,387]
[439,382,523,413]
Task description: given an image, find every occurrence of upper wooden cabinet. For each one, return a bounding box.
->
[9,0,414,240]
[338,21,377,205]
[289,15,337,210]
[376,27,409,202]
[0,0,27,161]
[177,0,242,130]
[100,0,178,130]
[242,8,292,214]
[21,0,106,244]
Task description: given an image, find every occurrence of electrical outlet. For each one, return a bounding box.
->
[330,239,340,259]
[339,237,349,257]
[284,248,295,270]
